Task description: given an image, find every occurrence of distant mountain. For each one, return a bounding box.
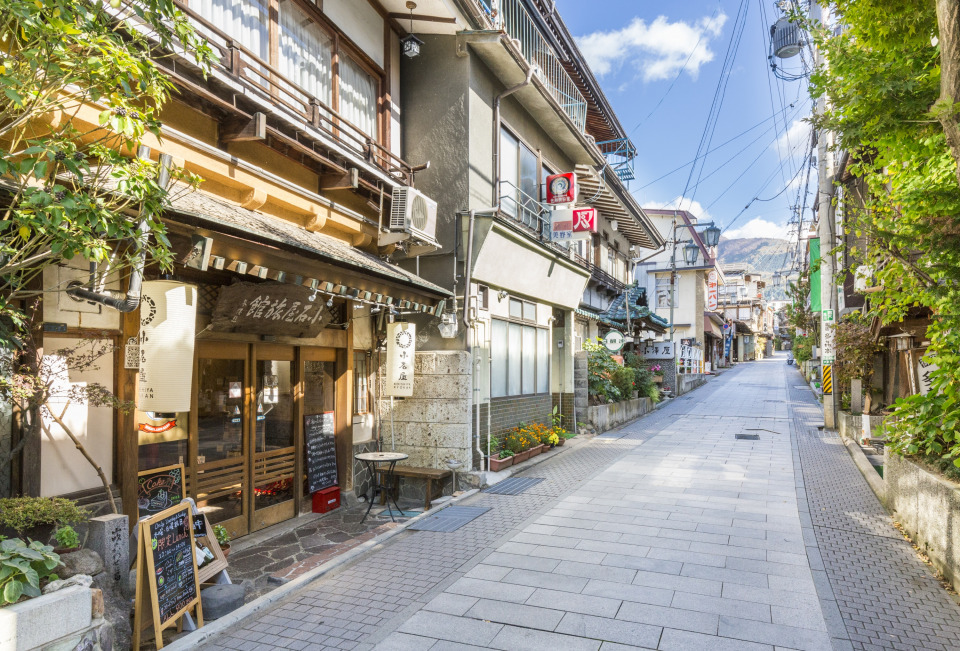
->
[716,236,793,301]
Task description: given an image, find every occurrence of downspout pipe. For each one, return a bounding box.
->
[67,147,173,312]
[492,65,538,206]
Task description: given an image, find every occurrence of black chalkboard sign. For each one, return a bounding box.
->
[137,464,185,519]
[304,412,337,493]
[192,515,208,539]
[132,503,203,649]
[148,507,198,624]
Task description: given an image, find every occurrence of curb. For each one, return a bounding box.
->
[839,433,886,503]
[163,488,480,650]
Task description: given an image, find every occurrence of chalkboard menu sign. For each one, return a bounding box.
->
[304,412,337,493]
[133,503,203,649]
[137,464,185,519]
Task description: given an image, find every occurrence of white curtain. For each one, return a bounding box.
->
[339,55,378,139]
[278,0,332,106]
[194,0,269,64]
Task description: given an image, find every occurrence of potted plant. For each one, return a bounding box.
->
[0,497,89,544]
[0,538,62,606]
[650,364,664,384]
[489,448,514,472]
[53,526,81,554]
[213,524,232,558]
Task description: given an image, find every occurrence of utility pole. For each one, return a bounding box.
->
[814,1,837,429]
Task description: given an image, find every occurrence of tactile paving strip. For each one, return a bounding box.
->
[407,506,491,532]
[482,477,545,495]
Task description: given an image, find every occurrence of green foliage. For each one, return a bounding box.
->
[611,366,636,398]
[54,526,79,550]
[0,0,214,357]
[0,497,88,536]
[213,524,231,547]
[792,332,816,366]
[0,538,61,606]
[832,314,882,408]
[584,338,625,403]
[799,1,960,467]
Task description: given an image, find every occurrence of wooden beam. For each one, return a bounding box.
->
[221,112,267,143]
[387,12,457,23]
[320,168,359,191]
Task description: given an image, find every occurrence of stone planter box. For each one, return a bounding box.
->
[653,376,663,384]
[886,453,960,595]
[489,455,514,472]
[837,410,885,443]
[585,397,653,434]
[0,586,94,651]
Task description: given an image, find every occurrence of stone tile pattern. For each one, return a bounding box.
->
[789,377,960,651]
[200,423,640,650]
[376,360,840,651]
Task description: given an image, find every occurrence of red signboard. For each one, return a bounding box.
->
[572,207,597,233]
[546,172,576,204]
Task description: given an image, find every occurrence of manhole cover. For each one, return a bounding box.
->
[408,506,490,532]
[735,433,760,440]
[484,477,545,495]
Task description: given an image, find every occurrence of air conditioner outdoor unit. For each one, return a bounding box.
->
[390,187,438,243]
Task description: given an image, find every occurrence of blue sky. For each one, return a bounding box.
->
[555,0,812,245]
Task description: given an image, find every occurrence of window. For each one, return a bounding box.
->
[196,0,269,63]
[354,353,370,414]
[655,276,677,309]
[278,1,332,105]
[478,285,489,310]
[499,127,540,230]
[491,320,550,397]
[339,55,378,138]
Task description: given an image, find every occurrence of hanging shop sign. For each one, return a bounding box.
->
[550,211,573,242]
[603,330,625,352]
[915,350,939,396]
[640,341,674,359]
[821,309,836,364]
[385,322,416,397]
[707,270,718,311]
[138,281,197,413]
[210,282,334,338]
[545,172,577,204]
[571,207,598,240]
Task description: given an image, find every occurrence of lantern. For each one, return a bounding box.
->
[683,241,700,265]
[137,280,197,412]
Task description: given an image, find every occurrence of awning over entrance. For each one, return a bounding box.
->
[163,187,451,308]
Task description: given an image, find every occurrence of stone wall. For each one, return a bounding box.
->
[661,359,678,395]
[574,352,588,418]
[677,374,707,395]
[886,453,960,595]
[352,441,378,499]
[378,351,472,470]
[837,411,885,442]
[584,397,653,434]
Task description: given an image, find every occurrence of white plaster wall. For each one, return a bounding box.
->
[324,0,384,67]
[40,338,114,497]
[42,261,121,330]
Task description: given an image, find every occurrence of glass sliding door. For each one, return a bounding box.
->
[193,342,249,539]
[251,345,297,530]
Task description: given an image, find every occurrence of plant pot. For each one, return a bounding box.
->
[53,546,81,555]
[221,544,231,559]
[514,449,531,463]
[489,455,514,472]
[533,444,546,456]
[653,376,663,384]
[556,436,566,447]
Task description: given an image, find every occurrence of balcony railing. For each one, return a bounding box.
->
[574,254,626,293]
[597,138,637,183]
[479,0,587,133]
[155,5,415,185]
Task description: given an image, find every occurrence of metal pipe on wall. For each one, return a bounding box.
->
[492,65,538,206]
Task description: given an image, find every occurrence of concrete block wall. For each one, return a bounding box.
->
[886,453,960,595]
[574,352,588,416]
[378,351,472,470]
[584,397,653,434]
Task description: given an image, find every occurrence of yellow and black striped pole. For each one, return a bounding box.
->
[822,364,833,395]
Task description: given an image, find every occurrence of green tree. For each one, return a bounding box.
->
[801,0,960,464]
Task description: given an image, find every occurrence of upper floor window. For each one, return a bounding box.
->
[655,276,677,309]
[194,0,381,142]
[500,127,540,230]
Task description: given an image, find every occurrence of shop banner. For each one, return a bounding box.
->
[707,270,718,311]
[640,341,674,359]
[210,281,333,338]
[385,322,416,397]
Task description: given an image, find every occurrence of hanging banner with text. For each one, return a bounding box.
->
[707,270,718,311]
[821,309,836,364]
[385,322,416,397]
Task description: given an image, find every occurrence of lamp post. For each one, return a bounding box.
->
[668,217,719,341]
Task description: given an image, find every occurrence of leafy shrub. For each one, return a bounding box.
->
[584,338,623,403]
[213,524,231,547]
[833,315,882,407]
[0,538,61,606]
[611,366,636,397]
[0,497,88,536]
[54,526,80,550]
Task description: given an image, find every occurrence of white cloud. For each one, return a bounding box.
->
[772,120,810,156]
[724,217,791,240]
[577,13,727,81]
[644,196,713,223]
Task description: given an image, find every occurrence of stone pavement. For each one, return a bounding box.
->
[201,356,960,650]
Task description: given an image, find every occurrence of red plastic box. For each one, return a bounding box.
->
[312,486,341,513]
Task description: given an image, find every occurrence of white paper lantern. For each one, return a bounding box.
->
[138,280,197,412]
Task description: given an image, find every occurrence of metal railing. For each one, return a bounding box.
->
[597,138,637,183]
[479,0,587,132]
[573,254,626,292]
[158,5,415,184]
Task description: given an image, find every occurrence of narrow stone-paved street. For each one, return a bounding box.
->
[197,356,960,651]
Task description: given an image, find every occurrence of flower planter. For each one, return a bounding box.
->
[653,375,664,384]
[530,444,545,457]
[489,455,514,472]
[513,449,532,463]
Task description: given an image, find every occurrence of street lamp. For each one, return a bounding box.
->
[773,271,782,287]
[683,241,700,265]
[701,223,721,248]
[400,2,424,58]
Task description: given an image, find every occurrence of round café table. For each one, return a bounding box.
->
[355,451,408,522]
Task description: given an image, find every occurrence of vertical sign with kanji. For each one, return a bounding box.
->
[821,309,836,363]
[707,270,718,311]
[385,322,416,397]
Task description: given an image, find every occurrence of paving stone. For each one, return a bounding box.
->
[554,612,662,648]
[397,611,502,646]
[615,600,719,635]
[718,615,833,651]
[525,587,622,617]
[658,627,773,651]
[580,578,674,607]
[422,593,478,616]
[487,624,601,651]
[500,568,589,593]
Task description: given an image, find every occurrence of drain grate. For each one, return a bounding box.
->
[735,433,760,440]
[483,477,545,495]
[408,506,490,532]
